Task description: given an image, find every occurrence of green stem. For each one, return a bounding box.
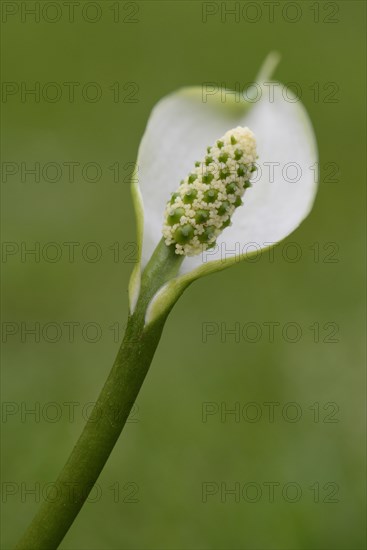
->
[16,239,184,550]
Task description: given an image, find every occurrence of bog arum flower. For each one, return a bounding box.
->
[16,52,319,550]
[129,52,318,324]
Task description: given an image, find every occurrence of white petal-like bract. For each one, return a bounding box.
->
[129,55,318,320]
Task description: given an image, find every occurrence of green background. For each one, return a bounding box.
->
[1,1,366,549]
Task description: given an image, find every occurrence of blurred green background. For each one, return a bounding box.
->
[1,1,366,549]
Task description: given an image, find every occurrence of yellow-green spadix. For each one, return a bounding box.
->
[163,127,257,256]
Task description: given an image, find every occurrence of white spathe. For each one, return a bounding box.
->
[129,54,318,322]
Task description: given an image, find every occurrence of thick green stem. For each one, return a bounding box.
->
[16,239,184,550]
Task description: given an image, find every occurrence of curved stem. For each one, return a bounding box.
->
[16,240,183,550]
